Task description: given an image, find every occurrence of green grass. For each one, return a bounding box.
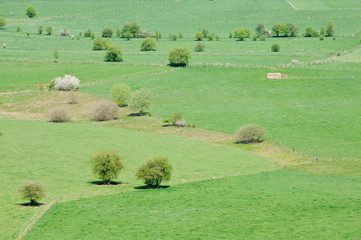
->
[25,169,361,239]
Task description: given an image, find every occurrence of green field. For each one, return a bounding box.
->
[1,0,361,239]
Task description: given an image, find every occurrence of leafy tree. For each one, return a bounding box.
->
[201,27,209,38]
[0,17,6,28]
[123,31,132,40]
[25,6,37,18]
[111,83,131,106]
[286,23,299,37]
[326,21,335,37]
[234,124,265,143]
[17,26,21,32]
[195,32,204,41]
[140,37,156,51]
[194,42,205,52]
[129,88,151,116]
[279,24,290,37]
[84,29,92,37]
[207,33,214,41]
[255,23,271,37]
[46,25,53,35]
[136,157,173,188]
[304,26,319,37]
[19,182,45,206]
[169,33,178,41]
[169,47,191,67]
[121,21,140,38]
[235,28,250,41]
[271,43,280,52]
[116,28,121,38]
[37,25,43,34]
[93,37,109,50]
[272,24,282,37]
[91,151,125,184]
[104,44,122,62]
[102,28,113,38]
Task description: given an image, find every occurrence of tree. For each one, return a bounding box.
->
[46,25,53,35]
[121,21,140,38]
[287,23,299,37]
[320,27,326,36]
[116,28,121,38]
[234,124,266,143]
[91,151,125,184]
[195,32,204,41]
[84,29,92,37]
[304,26,319,37]
[0,17,6,28]
[93,37,109,50]
[201,27,209,38]
[194,42,205,52]
[19,182,45,206]
[25,6,37,18]
[279,24,290,37]
[256,23,270,37]
[102,28,113,38]
[155,30,161,41]
[169,47,191,67]
[271,43,280,52]
[140,37,156,51]
[169,33,178,41]
[136,157,173,188]
[104,44,122,62]
[129,88,151,116]
[235,28,250,41]
[38,25,43,34]
[272,24,282,37]
[326,21,335,37]
[111,83,131,107]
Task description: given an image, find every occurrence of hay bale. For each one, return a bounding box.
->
[267,73,282,79]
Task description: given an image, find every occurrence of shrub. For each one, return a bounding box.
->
[215,35,220,41]
[207,33,214,41]
[319,35,325,41]
[17,26,21,32]
[121,21,140,38]
[129,88,151,116]
[178,32,183,38]
[155,30,161,41]
[88,100,119,121]
[271,43,280,52]
[272,24,291,37]
[111,83,131,106]
[195,32,204,41]
[25,6,37,18]
[136,30,153,38]
[175,119,187,127]
[84,29,92,37]
[0,17,6,28]
[252,35,258,41]
[53,75,80,91]
[68,89,78,104]
[234,124,265,143]
[169,33,178,41]
[19,182,45,206]
[91,151,125,184]
[37,25,43,34]
[171,111,183,125]
[194,42,205,52]
[201,27,209,38]
[102,28,113,38]
[116,28,121,38]
[60,29,69,36]
[49,107,72,122]
[255,23,271,37]
[46,25,52,35]
[304,26,319,37]
[235,28,250,41]
[54,50,59,62]
[90,33,95,39]
[122,31,132,40]
[93,37,109,50]
[286,23,299,37]
[136,157,173,188]
[320,27,326,37]
[229,32,233,38]
[140,37,156,51]
[104,44,123,62]
[26,32,30,37]
[326,21,335,37]
[259,35,266,41]
[169,47,191,67]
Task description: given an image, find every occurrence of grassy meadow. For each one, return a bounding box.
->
[0,0,361,239]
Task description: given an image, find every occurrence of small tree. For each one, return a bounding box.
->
[91,151,125,185]
[116,28,121,38]
[0,17,6,28]
[136,157,173,188]
[54,50,59,62]
[287,23,299,37]
[326,21,335,37]
[140,37,157,51]
[235,28,250,41]
[271,43,280,52]
[234,124,265,143]
[129,88,151,116]
[121,21,140,38]
[304,26,319,37]
[272,24,282,37]
[49,107,72,122]
[46,25,53,35]
[169,47,191,67]
[111,83,131,107]
[155,30,161,41]
[105,44,123,62]
[25,6,37,18]
[320,27,326,37]
[93,37,109,50]
[169,33,178,41]
[84,29,92,37]
[19,182,45,206]
[207,33,214,41]
[102,28,113,38]
[229,32,233,38]
[37,25,43,34]
[195,32,204,41]
[194,42,205,52]
[201,27,209,38]
[17,26,21,32]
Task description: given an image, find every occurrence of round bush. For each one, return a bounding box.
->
[105,45,123,62]
[102,28,113,38]
[91,151,125,184]
[140,37,156,51]
[93,37,108,50]
[195,32,204,41]
[49,107,72,122]
[54,75,80,91]
[169,47,191,67]
[129,88,151,116]
[25,6,37,18]
[18,182,45,206]
[171,111,184,125]
[234,124,266,143]
[0,17,6,28]
[46,25,53,35]
[194,42,205,52]
[136,157,173,188]
[271,44,280,52]
[88,100,119,121]
[111,83,131,107]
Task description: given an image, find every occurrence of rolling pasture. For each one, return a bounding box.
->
[0,0,361,239]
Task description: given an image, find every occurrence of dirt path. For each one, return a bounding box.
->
[286,0,299,10]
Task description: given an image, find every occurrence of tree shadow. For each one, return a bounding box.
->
[234,140,264,144]
[134,185,170,190]
[16,202,45,207]
[88,180,126,186]
[128,112,149,117]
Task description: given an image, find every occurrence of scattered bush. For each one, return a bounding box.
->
[84,29,92,37]
[169,33,178,41]
[129,88,151,116]
[121,21,140,38]
[271,43,280,52]
[25,6,37,18]
[19,182,45,206]
[37,25,43,34]
[49,107,72,122]
[46,25,52,35]
[304,26,319,37]
[60,29,69,36]
[169,47,191,67]
[326,21,335,37]
[0,17,6,28]
[155,30,161,40]
[104,44,123,62]
[91,151,125,184]
[135,157,173,188]
[88,100,119,121]
[93,37,110,50]
[136,30,153,38]
[140,37,157,51]
[53,75,80,91]
[234,124,265,143]
[102,28,113,38]
[235,28,250,41]
[111,83,131,107]
[195,32,204,41]
[194,42,205,52]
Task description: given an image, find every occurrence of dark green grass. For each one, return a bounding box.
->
[25,169,361,239]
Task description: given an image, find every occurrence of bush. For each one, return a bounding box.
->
[53,75,80,91]
[19,182,45,205]
[84,29,92,37]
[26,32,30,37]
[129,88,151,116]
[102,28,113,38]
[46,25,52,35]
[155,30,161,41]
[169,33,178,41]
[111,83,131,106]
[207,33,214,41]
[271,43,280,52]
[194,42,205,52]
[259,35,266,41]
[201,27,209,38]
[136,157,173,188]
[68,89,78,104]
[171,111,183,125]
[105,44,122,62]
[60,29,69,36]
[49,107,72,122]
[304,26,319,37]
[286,23,299,37]
[90,33,95,39]
[320,35,325,41]
[326,21,335,37]
[121,21,140,38]
[178,32,183,38]
[229,32,233,38]
[272,24,292,37]
[255,23,271,37]
[25,6,37,18]
[88,100,119,121]
[37,25,43,34]
[169,47,191,67]
[235,28,250,41]
[91,151,125,184]
[93,37,110,50]
[252,35,258,41]
[234,124,265,143]
[215,35,220,41]
[195,32,204,41]
[116,28,121,38]
[140,37,156,51]
[136,30,153,38]
[17,26,21,32]
[0,17,6,28]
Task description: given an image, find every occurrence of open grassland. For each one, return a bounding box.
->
[290,0,361,10]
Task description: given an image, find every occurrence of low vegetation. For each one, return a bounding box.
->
[91,151,125,184]
[140,37,156,51]
[49,107,72,122]
[136,157,173,188]
[234,124,265,143]
[88,100,119,121]
[169,47,191,66]
[104,45,122,62]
